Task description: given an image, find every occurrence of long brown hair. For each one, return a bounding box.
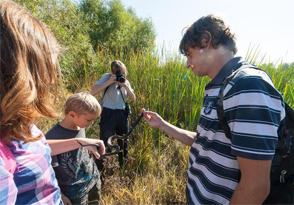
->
[0,0,61,143]
[111,60,127,77]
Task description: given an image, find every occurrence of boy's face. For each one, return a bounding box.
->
[73,111,99,128]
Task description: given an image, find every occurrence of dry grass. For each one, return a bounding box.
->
[37,48,294,204]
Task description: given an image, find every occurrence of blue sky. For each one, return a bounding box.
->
[121,0,294,64]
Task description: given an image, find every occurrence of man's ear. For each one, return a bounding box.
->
[68,111,77,118]
[200,31,212,48]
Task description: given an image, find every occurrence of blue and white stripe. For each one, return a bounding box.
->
[186,61,285,204]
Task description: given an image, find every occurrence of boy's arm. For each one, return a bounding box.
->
[61,192,72,205]
[47,138,105,159]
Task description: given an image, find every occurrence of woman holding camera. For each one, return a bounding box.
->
[91,60,136,168]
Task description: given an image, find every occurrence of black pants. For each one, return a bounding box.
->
[99,108,129,167]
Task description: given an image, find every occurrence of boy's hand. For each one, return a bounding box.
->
[93,140,105,159]
[61,193,72,205]
[78,138,106,159]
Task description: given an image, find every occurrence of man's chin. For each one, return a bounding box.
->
[193,70,205,77]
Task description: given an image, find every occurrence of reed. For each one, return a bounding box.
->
[39,45,294,204]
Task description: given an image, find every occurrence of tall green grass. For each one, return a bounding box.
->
[39,46,294,204]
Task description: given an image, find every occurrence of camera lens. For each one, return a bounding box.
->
[116,74,125,83]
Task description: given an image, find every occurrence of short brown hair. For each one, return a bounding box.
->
[179,14,237,55]
[64,92,101,116]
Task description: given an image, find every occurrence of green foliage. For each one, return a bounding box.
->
[15,0,98,91]
[79,0,156,55]
[261,63,294,107]
[15,0,156,92]
[244,45,294,107]
[280,62,294,71]
[87,49,294,204]
[14,1,294,204]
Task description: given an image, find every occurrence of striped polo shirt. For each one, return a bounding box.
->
[186,57,285,204]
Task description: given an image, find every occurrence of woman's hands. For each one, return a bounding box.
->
[107,74,117,84]
[117,78,136,102]
[117,80,127,88]
[109,74,129,90]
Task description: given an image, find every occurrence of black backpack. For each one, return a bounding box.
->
[217,65,294,204]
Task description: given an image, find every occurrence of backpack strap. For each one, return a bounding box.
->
[100,86,110,108]
[0,141,16,174]
[216,74,234,139]
[216,64,256,139]
[285,103,294,133]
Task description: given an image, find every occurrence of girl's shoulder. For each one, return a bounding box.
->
[102,73,111,77]
[100,73,111,80]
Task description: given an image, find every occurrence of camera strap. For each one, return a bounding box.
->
[119,88,126,104]
[102,84,127,108]
[101,86,110,105]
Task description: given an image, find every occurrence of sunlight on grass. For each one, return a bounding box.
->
[38,45,294,204]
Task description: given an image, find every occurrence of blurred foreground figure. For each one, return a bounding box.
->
[0,1,104,204]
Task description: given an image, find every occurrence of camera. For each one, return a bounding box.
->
[125,102,131,116]
[116,72,125,83]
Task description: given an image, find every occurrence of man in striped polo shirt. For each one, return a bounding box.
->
[142,14,285,204]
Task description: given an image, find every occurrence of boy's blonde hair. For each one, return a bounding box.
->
[64,92,101,116]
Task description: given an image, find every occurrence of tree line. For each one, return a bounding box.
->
[15,0,156,90]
